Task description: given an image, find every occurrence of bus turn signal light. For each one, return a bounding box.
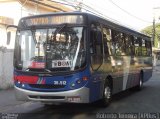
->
[82,76,88,81]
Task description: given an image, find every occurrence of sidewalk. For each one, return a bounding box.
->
[0,88,25,111]
[153,66,160,73]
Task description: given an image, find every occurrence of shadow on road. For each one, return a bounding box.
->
[16,87,151,119]
[17,103,99,119]
[112,87,145,102]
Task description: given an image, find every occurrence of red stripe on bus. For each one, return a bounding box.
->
[14,75,38,84]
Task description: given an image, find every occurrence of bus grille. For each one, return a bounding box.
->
[28,95,65,100]
[29,84,65,89]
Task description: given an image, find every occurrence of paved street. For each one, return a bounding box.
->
[0,67,160,119]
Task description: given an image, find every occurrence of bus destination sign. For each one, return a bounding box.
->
[23,15,84,26]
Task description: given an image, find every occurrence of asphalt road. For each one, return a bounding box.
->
[0,67,160,119]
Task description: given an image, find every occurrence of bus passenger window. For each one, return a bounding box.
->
[111,31,125,56]
[90,27,103,54]
[124,35,132,55]
[130,36,135,56]
[90,24,103,70]
[103,28,112,56]
[142,39,147,56]
[135,37,142,56]
[146,40,152,56]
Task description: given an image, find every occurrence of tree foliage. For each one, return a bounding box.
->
[141,23,160,48]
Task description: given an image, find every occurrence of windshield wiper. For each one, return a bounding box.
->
[31,27,37,44]
[25,68,51,72]
[54,23,68,40]
[44,69,51,72]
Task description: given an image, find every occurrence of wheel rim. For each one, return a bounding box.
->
[104,87,111,99]
[140,78,142,87]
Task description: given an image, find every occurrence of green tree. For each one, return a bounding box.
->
[141,23,160,48]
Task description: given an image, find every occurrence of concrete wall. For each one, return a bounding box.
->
[0,48,14,89]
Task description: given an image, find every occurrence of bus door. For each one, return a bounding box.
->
[90,23,104,101]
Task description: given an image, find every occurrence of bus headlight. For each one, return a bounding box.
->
[22,84,25,87]
[76,79,81,84]
[70,76,89,89]
[71,83,75,87]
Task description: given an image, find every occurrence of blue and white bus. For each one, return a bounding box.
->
[8,12,152,107]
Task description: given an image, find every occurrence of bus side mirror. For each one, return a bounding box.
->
[7,31,11,45]
[90,47,94,54]
[6,25,18,45]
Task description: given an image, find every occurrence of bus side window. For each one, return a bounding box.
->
[130,35,135,56]
[95,30,103,54]
[146,39,152,56]
[135,37,142,56]
[103,33,109,56]
[90,29,102,54]
[142,39,147,56]
[103,27,111,56]
[90,29,94,54]
[112,30,124,56]
[90,24,103,70]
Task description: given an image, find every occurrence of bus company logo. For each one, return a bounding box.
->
[37,77,45,84]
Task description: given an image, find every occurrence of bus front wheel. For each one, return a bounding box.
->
[99,81,112,107]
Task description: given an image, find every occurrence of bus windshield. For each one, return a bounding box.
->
[14,26,86,72]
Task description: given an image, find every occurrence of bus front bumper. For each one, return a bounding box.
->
[14,86,89,103]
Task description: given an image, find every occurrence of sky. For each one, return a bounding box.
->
[81,0,160,31]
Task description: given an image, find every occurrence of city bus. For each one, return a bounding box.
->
[8,12,152,107]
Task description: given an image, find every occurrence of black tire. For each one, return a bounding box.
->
[98,81,112,107]
[134,73,143,91]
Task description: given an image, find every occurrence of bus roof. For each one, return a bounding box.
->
[20,12,151,39]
